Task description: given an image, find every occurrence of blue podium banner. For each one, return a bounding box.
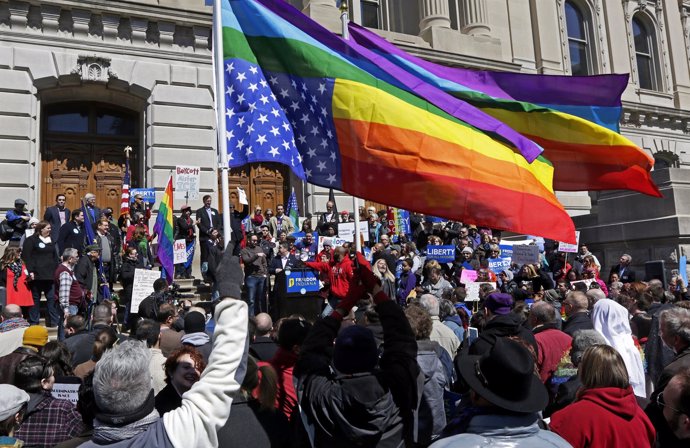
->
[286,270,320,294]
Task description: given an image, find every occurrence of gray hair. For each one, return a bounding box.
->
[621,254,632,263]
[419,294,440,317]
[84,193,96,201]
[609,281,623,291]
[438,299,456,321]
[586,288,606,305]
[660,307,690,345]
[62,248,78,261]
[530,301,556,325]
[571,330,607,366]
[93,340,152,414]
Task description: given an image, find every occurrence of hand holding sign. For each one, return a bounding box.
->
[237,187,248,205]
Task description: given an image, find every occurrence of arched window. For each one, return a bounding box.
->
[564,1,595,75]
[632,14,661,91]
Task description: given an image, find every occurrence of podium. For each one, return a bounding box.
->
[273,268,322,321]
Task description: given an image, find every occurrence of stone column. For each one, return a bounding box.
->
[419,0,451,31]
[460,0,490,36]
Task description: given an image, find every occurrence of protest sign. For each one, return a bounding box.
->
[337,222,369,243]
[173,239,187,264]
[570,279,594,291]
[174,165,200,201]
[317,236,348,253]
[426,245,455,263]
[680,255,688,287]
[466,282,496,301]
[460,269,478,284]
[511,244,540,265]
[558,231,581,253]
[52,377,81,405]
[130,269,161,313]
[487,257,511,273]
[130,188,156,205]
[286,270,320,294]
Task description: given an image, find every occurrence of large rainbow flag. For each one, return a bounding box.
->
[220,0,576,242]
[348,23,660,197]
[153,176,175,283]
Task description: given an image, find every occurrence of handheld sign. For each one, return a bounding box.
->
[487,257,511,273]
[426,245,455,263]
[558,231,581,253]
[460,269,478,284]
[51,376,81,405]
[130,269,161,313]
[174,165,201,200]
[130,188,156,205]
[511,244,540,265]
[680,255,688,287]
[173,239,187,264]
[465,282,496,301]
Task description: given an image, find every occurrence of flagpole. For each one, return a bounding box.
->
[213,0,232,247]
[338,0,362,253]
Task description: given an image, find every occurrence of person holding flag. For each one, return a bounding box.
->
[78,199,111,305]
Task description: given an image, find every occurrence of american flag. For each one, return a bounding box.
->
[120,155,130,217]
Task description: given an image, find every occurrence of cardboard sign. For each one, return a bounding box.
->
[465,282,496,301]
[130,188,156,205]
[173,239,187,264]
[51,377,81,405]
[558,231,581,253]
[460,269,478,284]
[130,268,161,313]
[286,270,320,294]
[511,244,540,265]
[426,245,456,263]
[337,222,369,243]
[174,165,200,201]
[487,257,511,273]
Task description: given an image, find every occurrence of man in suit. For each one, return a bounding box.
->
[268,204,295,239]
[58,209,86,255]
[609,253,636,284]
[268,242,300,275]
[43,194,70,245]
[318,200,338,230]
[196,195,221,279]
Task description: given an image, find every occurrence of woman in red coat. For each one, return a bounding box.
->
[550,344,655,448]
[0,246,33,313]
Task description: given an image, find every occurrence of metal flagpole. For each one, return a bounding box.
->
[338,1,363,252]
[213,0,232,246]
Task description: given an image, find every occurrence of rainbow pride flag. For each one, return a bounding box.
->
[153,175,175,283]
[348,23,660,197]
[221,0,575,242]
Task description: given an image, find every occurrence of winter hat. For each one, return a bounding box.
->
[0,384,29,420]
[501,269,514,281]
[333,325,378,374]
[184,311,206,334]
[543,289,560,303]
[23,325,48,347]
[484,293,514,315]
[461,247,474,255]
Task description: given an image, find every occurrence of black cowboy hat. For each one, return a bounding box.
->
[458,338,548,413]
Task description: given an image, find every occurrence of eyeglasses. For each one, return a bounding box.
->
[657,392,687,415]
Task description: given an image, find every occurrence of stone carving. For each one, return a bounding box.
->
[71,55,118,83]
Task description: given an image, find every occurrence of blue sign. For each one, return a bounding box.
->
[499,244,513,259]
[680,255,688,287]
[286,270,320,294]
[487,257,511,273]
[130,188,156,205]
[426,245,456,263]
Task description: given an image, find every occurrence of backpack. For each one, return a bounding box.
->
[0,219,14,241]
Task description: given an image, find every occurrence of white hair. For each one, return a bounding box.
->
[419,294,440,317]
[660,307,690,345]
[93,340,152,414]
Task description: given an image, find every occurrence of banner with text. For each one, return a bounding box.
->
[173,239,187,264]
[130,188,156,205]
[511,244,540,265]
[466,282,497,301]
[286,270,320,294]
[426,245,456,263]
[174,165,201,201]
[487,257,512,273]
[130,268,161,313]
[558,231,581,253]
[338,222,369,243]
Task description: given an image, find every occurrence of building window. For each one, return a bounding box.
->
[632,14,661,91]
[564,1,595,75]
[389,0,420,35]
[361,0,381,29]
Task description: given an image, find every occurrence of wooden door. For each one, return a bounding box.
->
[42,142,136,215]
[220,162,289,213]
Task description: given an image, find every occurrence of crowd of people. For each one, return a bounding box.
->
[0,193,689,447]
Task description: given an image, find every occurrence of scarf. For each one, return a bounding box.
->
[8,260,23,290]
[93,390,159,443]
[181,332,210,346]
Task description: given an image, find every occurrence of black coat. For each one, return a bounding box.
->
[268,254,300,275]
[118,258,143,305]
[74,255,96,294]
[58,222,86,255]
[249,336,279,362]
[195,207,222,242]
[609,264,636,283]
[561,311,594,337]
[44,206,70,243]
[174,216,196,243]
[294,300,419,448]
[217,397,290,448]
[155,383,182,416]
[22,234,59,281]
[469,312,538,357]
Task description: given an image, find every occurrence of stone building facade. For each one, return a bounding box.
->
[1,0,689,279]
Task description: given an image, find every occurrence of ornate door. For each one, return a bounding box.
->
[42,142,136,215]
[220,163,289,213]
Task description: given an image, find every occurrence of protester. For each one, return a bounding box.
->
[57,209,86,256]
[591,299,647,398]
[421,263,453,299]
[270,317,311,422]
[179,310,211,363]
[174,205,196,279]
[249,313,278,361]
[0,384,30,446]
[155,345,207,415]
[157,303,183,357]
[652,370,690,446]
[0,248,33,318]
[610,253,636,284]
[373,257,396,299]
[305,246,354,316]
[74,244,103,302]
[5,199,31,247]
[550,345,655,448]
[64,304,119,367]
[418,294,461,359]
[95,217,121,290]
[13,356,85,447]
[137,278,170,321]
[22,220,59,328]
[240,233,268,317]
[74,326,118,379]
[0,325,48,385]
[294,253,419,447]
[433,338,570,447]
[529,301,572,384]
[562,290,594,336]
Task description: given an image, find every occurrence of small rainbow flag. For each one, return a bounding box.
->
[154,175,175,283]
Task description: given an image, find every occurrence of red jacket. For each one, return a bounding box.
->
[264,347,299,421]
[534,327,572,383]
[305,256,353,300]
[550,386,655,448]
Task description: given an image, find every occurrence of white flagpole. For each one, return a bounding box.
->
[213,0,232,246]
[339,1,362,253]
